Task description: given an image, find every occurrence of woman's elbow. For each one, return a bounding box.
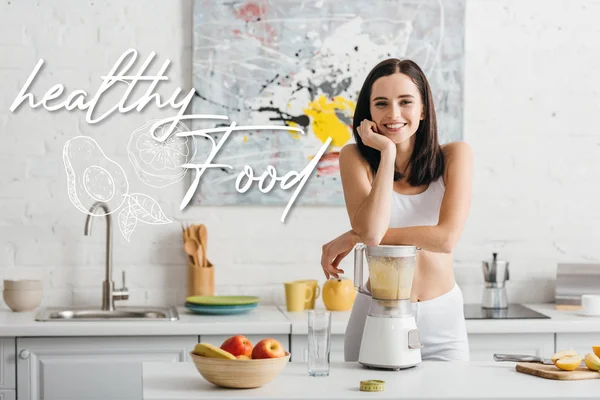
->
[438,232,460,254]
[353,227,385,247]
[362,235,383,247]
[438,242,453,254]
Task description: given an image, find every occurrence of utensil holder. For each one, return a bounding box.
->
[188,262,214,297]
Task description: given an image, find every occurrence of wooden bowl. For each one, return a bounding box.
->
[189,351,291,389]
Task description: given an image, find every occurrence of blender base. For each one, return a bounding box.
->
[358,314,422,370]
[358,361,418,371]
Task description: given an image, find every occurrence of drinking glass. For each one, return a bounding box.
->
[307,310,331,376]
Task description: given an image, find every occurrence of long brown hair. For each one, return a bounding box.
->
[352,58,444,185]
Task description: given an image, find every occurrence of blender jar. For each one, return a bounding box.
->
[368,254,416,300]
[354,244,417,300]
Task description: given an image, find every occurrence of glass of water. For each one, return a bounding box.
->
[307,310,332,377]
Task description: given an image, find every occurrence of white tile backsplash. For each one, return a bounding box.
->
[1,0,599,310]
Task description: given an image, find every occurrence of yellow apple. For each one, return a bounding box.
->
[551,350,578,364]
[555,355,582,371]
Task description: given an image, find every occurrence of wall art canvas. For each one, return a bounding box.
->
[191,0,465,206]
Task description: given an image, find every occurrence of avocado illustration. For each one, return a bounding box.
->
[63,136,129,215]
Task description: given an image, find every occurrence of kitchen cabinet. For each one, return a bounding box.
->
[16,336,197,400]
[0,390,16,400]
[556,333,599,356]
[289,335,345,363]
[467,333,555,361]
[199,334,290,354]
[0,338,15,390]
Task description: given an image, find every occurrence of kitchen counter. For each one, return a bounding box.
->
[279,303,600,335]
[0,303,598,337]
[142,360,599,399]
[0,305,291,336]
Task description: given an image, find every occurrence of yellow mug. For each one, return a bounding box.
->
[284,281,312,312]
[296,279,320,310]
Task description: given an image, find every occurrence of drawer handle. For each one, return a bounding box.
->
[19,349,30,359]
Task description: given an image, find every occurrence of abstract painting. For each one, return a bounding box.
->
[191,0,465,207]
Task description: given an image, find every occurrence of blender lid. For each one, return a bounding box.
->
[365,245,417,257]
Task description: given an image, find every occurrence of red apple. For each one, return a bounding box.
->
[251,338,285,359]
[220,335,253,357]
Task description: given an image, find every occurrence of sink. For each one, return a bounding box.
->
[35,306,179,321]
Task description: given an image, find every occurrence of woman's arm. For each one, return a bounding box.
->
[339,143,396,246]
[379,142,473,253]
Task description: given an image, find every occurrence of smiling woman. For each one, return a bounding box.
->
[320,58,473,363]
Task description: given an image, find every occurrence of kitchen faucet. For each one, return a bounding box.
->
[84,201,129,311]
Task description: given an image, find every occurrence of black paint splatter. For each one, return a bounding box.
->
[256,107,310,128]
[193,91,241,112]
[259,74,280,94]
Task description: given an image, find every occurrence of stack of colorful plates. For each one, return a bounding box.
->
[185,295,260,315]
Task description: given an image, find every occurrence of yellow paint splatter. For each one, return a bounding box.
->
[287,121,301,139]
[303,95,355,147]
[243,135,248,143]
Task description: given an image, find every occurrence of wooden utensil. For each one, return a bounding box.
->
[181,223,194,264]
[184,240,200,267]
[197,224,208,268]
[196,245,204,269]
[516,362,600,380]
[199,225,208,264]
[188,224,199,242]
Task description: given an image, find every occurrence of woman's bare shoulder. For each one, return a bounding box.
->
[339,143,359,159]
[339,143,368,167]
[441,141,472,164]
[339,143,373,181]
[441,142,473,182]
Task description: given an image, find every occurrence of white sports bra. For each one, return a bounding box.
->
[389,177,446,228]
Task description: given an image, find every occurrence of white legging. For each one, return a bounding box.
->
[344,283,470,362]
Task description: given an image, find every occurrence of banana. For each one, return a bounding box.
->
[584,353,600,371]
[193,343,236,360]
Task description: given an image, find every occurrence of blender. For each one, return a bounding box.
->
[354,244,423,370]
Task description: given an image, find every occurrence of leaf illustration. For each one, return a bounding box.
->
[126,193,172,224]
[118,205,138,242]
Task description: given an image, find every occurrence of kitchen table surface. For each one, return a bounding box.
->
[142,360,600,400]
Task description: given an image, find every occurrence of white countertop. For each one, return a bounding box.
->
[142,360,600,400]
[477,304,600,334]
[0,305,290,336]
[279,303,600,335]
[0,303,599,337]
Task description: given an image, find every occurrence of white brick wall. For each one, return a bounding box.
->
[1,0,599,309]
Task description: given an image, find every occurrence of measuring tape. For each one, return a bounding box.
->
[359,379,385,392]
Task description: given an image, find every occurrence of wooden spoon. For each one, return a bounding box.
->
[188,224,199,242]
[196,246,204,269]
[184,239,200,267]
[198,225,208,268]
[181,223,194,264]
[189,224,207,268]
